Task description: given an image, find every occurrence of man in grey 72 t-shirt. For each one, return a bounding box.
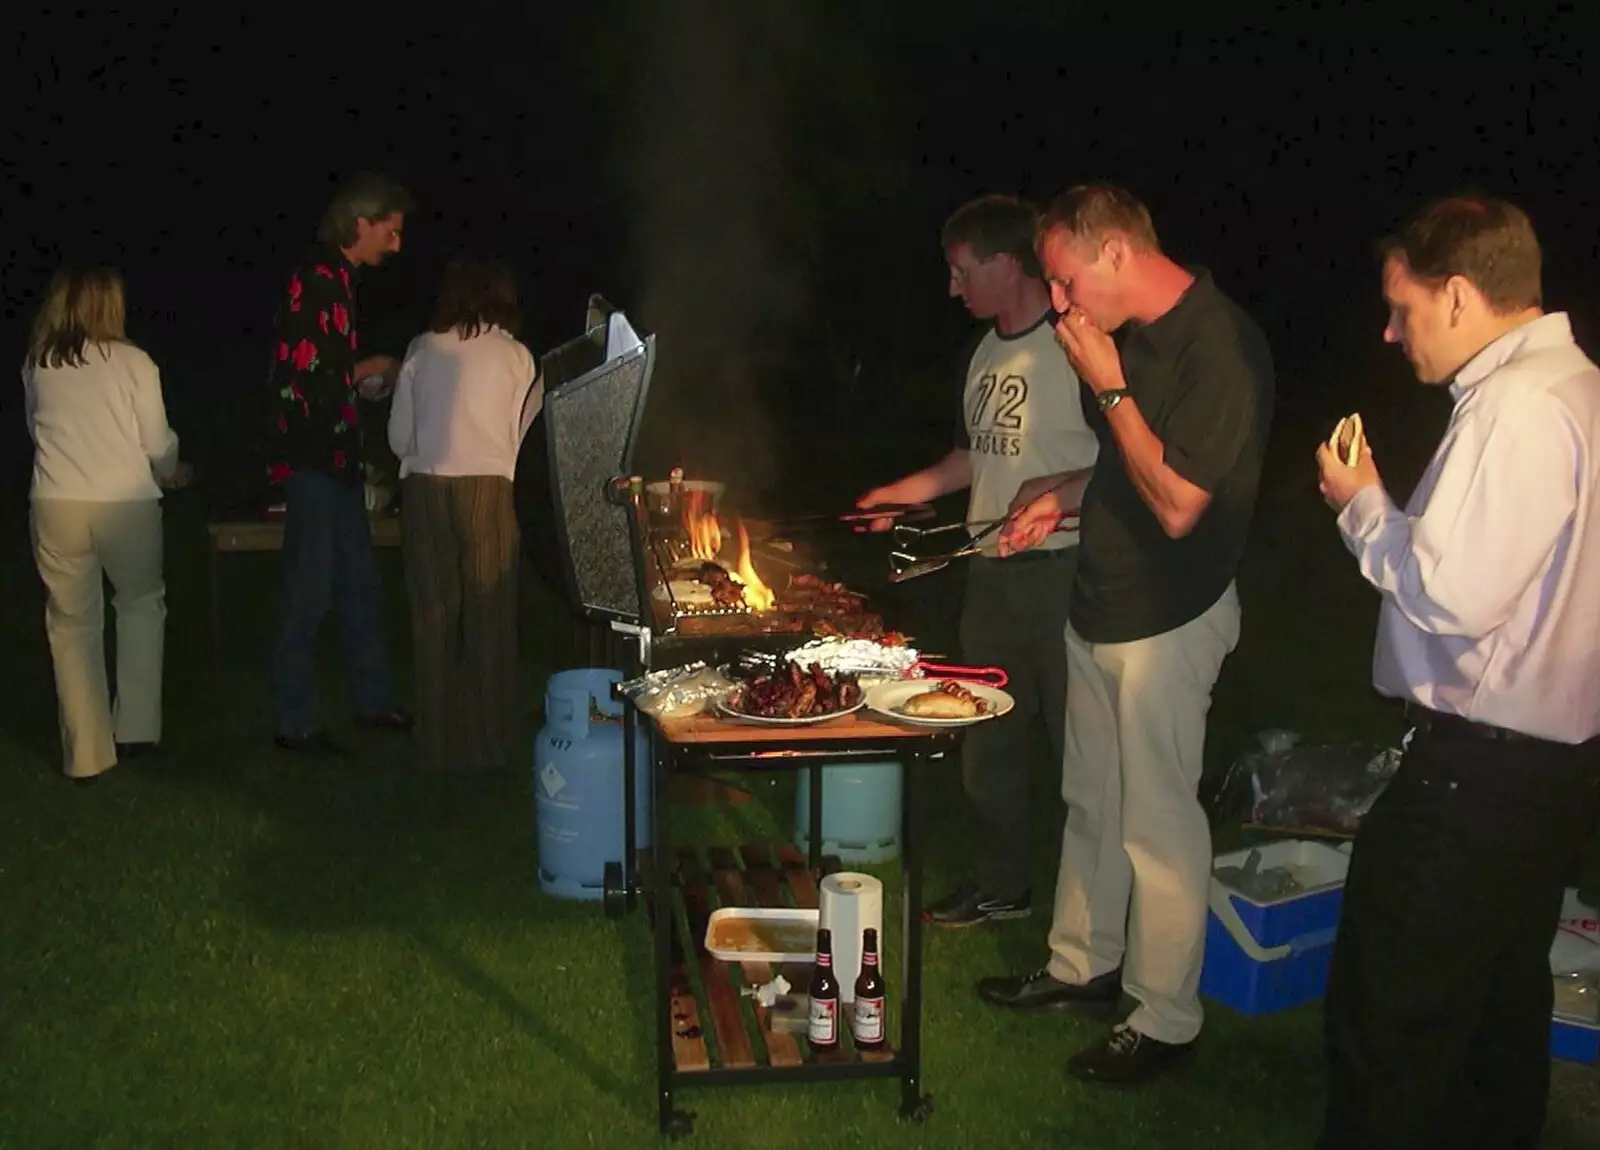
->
[857,193,1098,927]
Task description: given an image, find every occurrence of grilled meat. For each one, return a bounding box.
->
[812,613,888,640]
[727,662,862,719]
[688,561,748,607]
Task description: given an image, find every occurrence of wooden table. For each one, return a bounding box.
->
[614,703,956,1138]
[655,710,938,744]
[205,514,402,672]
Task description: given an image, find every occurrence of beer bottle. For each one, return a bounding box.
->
[851,927,886,1050]
[667,466,684,517]
[807,927,839,1052]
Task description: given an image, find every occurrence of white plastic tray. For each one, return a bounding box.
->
[704,907,820,963]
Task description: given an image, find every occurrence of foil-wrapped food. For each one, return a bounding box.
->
[784,637,919,681]
[616,662,737,718]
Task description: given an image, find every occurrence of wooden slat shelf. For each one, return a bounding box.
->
[667,843,897,1074]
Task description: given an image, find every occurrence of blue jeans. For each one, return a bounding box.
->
[272,471,396,736]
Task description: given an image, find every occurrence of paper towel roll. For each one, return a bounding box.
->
[819,872,884,1004]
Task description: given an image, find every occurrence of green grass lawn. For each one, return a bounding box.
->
[2,398,1596,1148]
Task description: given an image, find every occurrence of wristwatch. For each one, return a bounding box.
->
[1096,388,1130,412]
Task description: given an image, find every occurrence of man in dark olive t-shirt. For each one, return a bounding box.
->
[975,185,1274,1090]
[1068,264,1272,643]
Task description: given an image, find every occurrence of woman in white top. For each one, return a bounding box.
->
[23,267,191,783]
[388,254,541,772]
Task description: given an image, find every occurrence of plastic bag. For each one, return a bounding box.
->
[616,662,736,719]
[1218,729,1402,838]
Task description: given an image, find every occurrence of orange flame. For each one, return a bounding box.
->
[683,489,722,561]
[734,520,775,611]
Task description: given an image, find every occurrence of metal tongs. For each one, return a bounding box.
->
[760,502,938,534]
[888,513,1079,583]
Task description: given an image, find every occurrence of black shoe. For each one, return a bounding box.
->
[356,708,412,733]
[976,966,1122,1016]
[274,730,348,756]
[1066,1024,1194,1088]
[923,883,1032,927]
[116,741,160,760]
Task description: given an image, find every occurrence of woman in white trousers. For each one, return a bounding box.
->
[22,267,191,783]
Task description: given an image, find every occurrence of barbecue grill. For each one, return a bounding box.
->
[537,303,888,674]
[535,300,949,1135]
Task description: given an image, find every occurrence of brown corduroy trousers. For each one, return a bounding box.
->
[400,474,520,772]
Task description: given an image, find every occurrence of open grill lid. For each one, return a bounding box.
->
[531,297,894,665]
[540,296,655,625]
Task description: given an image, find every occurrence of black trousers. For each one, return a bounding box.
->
[1319,721,1600,1150]
[956,549,1076,901]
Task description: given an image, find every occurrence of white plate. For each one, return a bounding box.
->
[714,695,866,726]
[864,680,1015,727]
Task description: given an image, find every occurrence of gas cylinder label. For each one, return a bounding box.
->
[540,763,568,798]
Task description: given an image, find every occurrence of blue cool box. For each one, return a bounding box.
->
[1199,840,1350,1016]
[1550,1017,1599,1063]
[1201,849,1600,1062]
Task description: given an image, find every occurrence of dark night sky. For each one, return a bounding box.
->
[4,1,1598,505]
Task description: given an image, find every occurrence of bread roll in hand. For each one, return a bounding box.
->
[1328,413,1365,467]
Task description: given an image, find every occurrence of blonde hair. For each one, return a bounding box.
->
[27,266,129,368]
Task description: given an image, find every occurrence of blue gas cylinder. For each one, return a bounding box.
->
[794,761,902,864]
[533,668,652,900]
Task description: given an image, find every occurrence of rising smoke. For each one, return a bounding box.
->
[616,0,821,506]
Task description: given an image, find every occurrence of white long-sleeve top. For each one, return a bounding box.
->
[1337,312,1600,744]
[387,325,541,481]
[23,341,180,502]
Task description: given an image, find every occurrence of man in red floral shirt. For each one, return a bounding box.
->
[268,171,413,753]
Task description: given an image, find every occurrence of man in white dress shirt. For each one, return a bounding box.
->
[1315,195,1600,1150]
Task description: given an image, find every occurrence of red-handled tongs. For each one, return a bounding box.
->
[910,659,1009,688]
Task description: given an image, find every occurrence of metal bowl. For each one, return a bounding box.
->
[645,479,726,517]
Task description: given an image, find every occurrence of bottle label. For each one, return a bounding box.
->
[852,996,884,1043]
[808,996,837,1044]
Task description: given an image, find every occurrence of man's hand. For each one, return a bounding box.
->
[1315,438,1380,511]
[354,355,398,399]
[997,497,1061,555]
[996,473,1083,556]
[855,482,912,533]
[1054,306,1125,395]
[159,461,195,491]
